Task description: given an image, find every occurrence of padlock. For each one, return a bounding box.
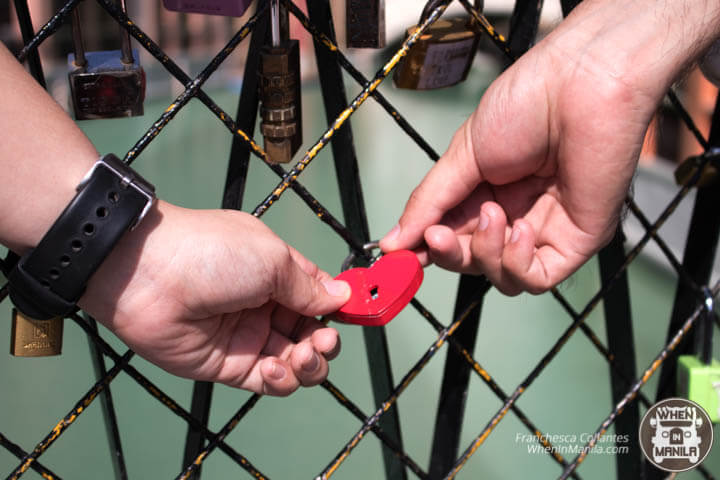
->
[700,39,720,87]
[677,355,720,423]
[10,309,63,357]
[333,250,423,326]
[346,0,385,49]
[674,155,719,188]
[393,0,481,90]
[67,1,145,120]
[162,0,253,17]
[258,0,302,164]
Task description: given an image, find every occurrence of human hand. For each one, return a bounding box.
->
[380,0,714,295]
[79,203,350,396]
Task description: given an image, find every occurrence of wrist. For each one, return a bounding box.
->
[7,155,157,320]
[543,0,720,102]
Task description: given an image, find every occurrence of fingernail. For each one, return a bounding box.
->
[479,211,489,231]
[383,224,401,244]
[510,225,521,243]
[323,279,351,299]
[269,361,286,380]
[303,351,320,373]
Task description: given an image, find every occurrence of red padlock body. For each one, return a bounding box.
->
[334,250,423,326]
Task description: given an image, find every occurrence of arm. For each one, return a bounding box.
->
[0,43,350,396]
[381,0,720,295]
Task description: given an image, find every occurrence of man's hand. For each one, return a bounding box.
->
[80,203,350,396]
[382,0,720,295]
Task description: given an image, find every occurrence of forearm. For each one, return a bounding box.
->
[543,0,720,101]
[0,43,98,254]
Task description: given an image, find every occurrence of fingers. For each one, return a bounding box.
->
[423,202,573,295]
[271,246,351,317]
[380,121,483,253]
[257,328,340,396]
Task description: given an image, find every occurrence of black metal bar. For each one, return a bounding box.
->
[222,6,268,210]
[507,0,544,60]
[597,230,644,480]
[85,316,128,480]
[655,93,720,402]
[306,1,406,479]
[6,350,133,479]
[0,431,62,480]
[12,0,46,88]
[180,11,270,477]
[283,0,440,162]
[181,383,213,480]
[560,281,720,479]
[70,314,268,478]
[428,275,484,479]
[559,0,582,17]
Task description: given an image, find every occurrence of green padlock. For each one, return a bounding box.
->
[677,355,720,423]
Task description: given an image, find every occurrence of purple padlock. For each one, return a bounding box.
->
[162,0,254,17]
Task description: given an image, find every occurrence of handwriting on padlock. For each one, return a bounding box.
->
[333,250,423,327]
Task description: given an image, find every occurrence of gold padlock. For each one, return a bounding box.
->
[393,1,481,90]
[10,309,63,357]
[674,156,719,188]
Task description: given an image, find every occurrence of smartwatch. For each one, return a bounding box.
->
[8,154,156,320]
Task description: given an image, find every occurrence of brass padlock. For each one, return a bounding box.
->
[68,1,145,120]
[11,309,63,357]
[259,0,302,164]
[346,0,385,49]
[674,155,719,188]
[393,0,481,90]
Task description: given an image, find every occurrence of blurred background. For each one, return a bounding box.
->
[0,1,718,478]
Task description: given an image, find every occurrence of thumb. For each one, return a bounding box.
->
[380,120,483,252]
[272,247,351,316]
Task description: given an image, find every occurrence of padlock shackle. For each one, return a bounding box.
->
[419,0,483,23]
[270,0,281,47]
[71,7,87,67]
[118,0,134,64]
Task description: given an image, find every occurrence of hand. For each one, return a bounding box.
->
[80,203,351,396]
[381,2,673,295]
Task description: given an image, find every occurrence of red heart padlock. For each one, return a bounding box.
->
[333,250,423,326]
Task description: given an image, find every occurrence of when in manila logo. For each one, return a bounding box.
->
[639,398,713,472]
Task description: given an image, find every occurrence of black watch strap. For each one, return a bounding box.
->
[8,154,155,320]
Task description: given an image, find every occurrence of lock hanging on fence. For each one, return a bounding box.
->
[346,0,385,49]
[68,0,145,120]
[393,0,482,90]
[10,309,63,357]
[677,291,720,423]
[162,0,254,17]
[258,0,302,164]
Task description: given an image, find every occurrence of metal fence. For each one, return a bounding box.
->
[1,0,719,478]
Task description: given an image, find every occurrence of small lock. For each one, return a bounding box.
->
[346,0,385,49]
[162,0,254,16]
[10,309,63,357]
[677,355,720,423]
[393,1,481,90]
[68,2,145,120]
[259,0,302,164]
[674,155,719,188]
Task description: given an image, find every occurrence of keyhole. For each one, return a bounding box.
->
[370,286,379,300]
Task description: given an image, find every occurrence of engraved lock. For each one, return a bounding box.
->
[259,0,302,164]
[11,309,63,357]
[162,0,254,17]
[67,1,145,120]
[677,355,720,423]
[346,0,385,49]
[393,0,482,90]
